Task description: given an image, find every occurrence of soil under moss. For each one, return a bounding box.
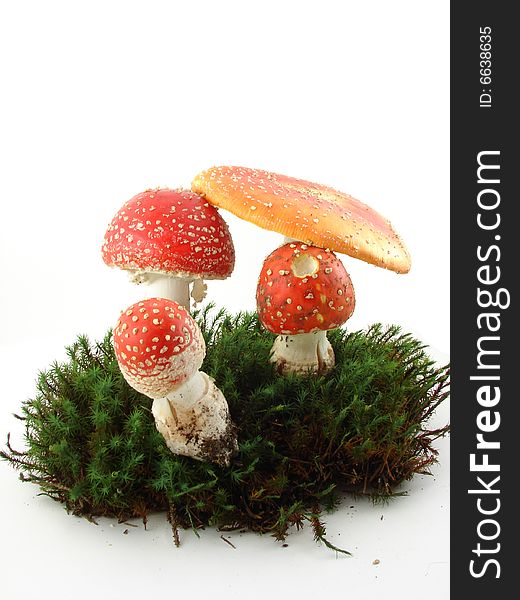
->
[1,306,449,551]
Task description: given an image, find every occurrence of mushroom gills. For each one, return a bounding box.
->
[152,371,238,467]
[270,330,335,375]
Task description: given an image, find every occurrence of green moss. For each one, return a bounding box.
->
[1,306,449,551]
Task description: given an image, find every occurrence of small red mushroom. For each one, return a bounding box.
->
[113,297,238,466]
[256,242,355,375]
[102,188,235,311]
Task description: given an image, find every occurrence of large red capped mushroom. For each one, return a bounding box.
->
[102,188,235,311]
[256,242,355,375]
[113,297,238,466]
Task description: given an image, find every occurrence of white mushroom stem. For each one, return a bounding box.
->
[163,370,208,411]
[128,271,195,312]
[270,330,335,375]
[151,371,238,467]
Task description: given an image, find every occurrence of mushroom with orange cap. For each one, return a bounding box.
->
[191,166,411,274]
[102,188,235,312]
[257,242,355,374]
[112,297,238,466]
[193,166,410,375]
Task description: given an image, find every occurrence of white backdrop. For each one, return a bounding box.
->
[0,2,449,599]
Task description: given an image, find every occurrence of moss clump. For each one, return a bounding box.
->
[1,306,449,551]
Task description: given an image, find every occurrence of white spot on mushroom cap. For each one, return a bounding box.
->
[291,254,319,278]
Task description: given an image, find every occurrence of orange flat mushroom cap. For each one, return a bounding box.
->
[192,166,411,274]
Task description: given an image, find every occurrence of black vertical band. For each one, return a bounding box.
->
[451,2,517,595]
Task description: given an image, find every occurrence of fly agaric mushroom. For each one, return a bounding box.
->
[102,188,235,312]
[112,297,238,466]
[257,242,355,374]
[192,166,411,274]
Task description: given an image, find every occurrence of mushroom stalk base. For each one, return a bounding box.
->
[270,330,335,375]
[151,371,238,467]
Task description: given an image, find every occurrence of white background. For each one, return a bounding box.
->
[0,1,449,599]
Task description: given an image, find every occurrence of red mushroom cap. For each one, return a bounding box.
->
[256,242,355,335]
[112,297,205,399]
[102,188,235,279]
